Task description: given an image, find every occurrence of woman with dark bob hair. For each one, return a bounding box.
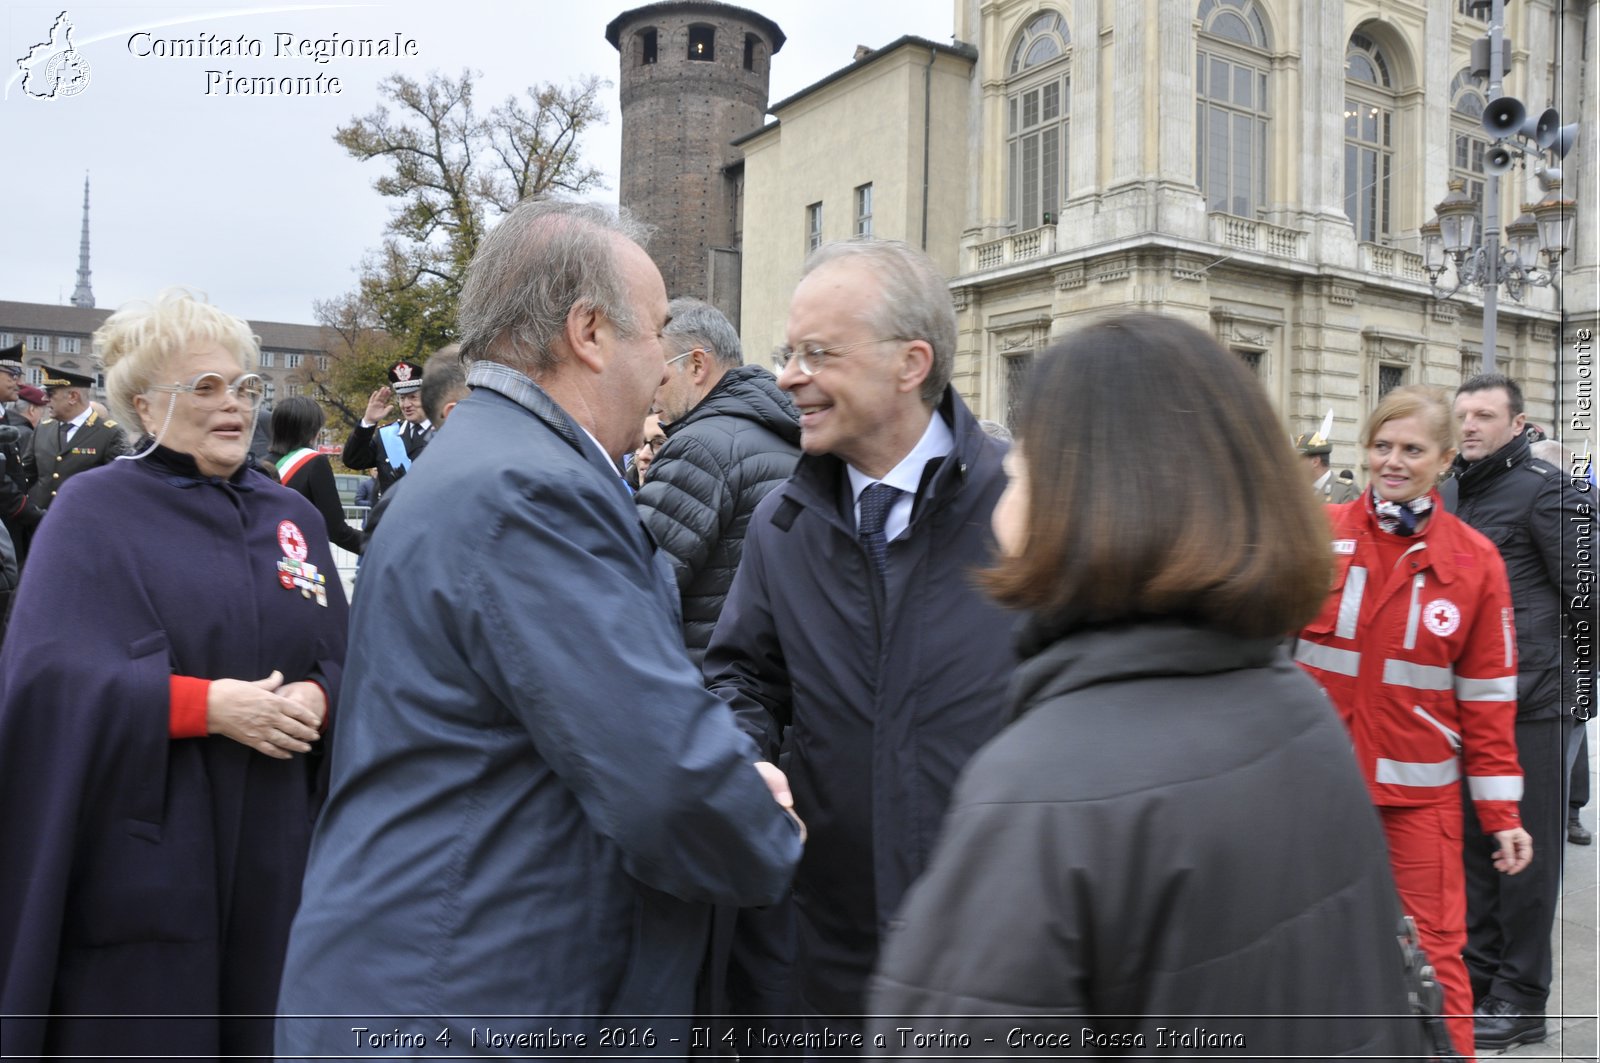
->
[869,313,1425,1057]
[268,396,364,554]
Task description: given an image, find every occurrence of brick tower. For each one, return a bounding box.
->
[606,2,784,326]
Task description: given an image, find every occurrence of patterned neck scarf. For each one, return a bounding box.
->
[1372,487,1433,537]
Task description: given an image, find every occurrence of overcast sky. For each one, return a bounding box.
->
[2,0,957,324]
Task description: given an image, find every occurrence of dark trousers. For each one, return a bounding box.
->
[1571,726,1589,813]
[700,898,800,1058]
[1463,715,1572,1011]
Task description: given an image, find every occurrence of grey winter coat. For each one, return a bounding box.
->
[869,622,1427,1060]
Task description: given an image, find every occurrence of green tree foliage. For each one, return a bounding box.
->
[318,69,608,428]
[306,289,405,438]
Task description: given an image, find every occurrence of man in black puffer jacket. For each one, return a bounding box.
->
[1448,373,1595,1051]
[636,297,800,667]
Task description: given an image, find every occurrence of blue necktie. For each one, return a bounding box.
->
[858,482,901,582]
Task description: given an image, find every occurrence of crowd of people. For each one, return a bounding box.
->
[0,197,1591,1062]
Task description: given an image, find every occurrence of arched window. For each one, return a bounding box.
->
[637,28,657,66]
[688,24,714,62]
[1005,11,1071,229]
[1195,0,1272,217]
[1450,69,1487,207]
[1344,32,1396,243]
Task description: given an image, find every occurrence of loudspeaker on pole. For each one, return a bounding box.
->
[1481,96,1527,140]
[1548,123,1579,160]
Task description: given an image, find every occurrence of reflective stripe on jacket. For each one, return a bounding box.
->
[1295,491,1523,832]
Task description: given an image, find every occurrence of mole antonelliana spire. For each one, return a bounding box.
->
[70,173,94,309]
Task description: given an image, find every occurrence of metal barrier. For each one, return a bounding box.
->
[330,505,369,601]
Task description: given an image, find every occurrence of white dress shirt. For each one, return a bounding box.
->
[846,411,955,543]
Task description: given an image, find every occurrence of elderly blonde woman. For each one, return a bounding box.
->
[0,290,348,1059]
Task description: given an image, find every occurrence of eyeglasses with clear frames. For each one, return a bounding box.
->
[772,338,896,376]
[664,347,700,369]
[148,372,266,410]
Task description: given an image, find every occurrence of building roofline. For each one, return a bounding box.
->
[606,2,785,53]
[730,35,976,147]
[765,35,974,115]
[0,299,332,351]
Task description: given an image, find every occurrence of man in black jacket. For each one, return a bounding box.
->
[704,240,1015,1042]
[1449,373,1594,1050]
[637,298,800,666]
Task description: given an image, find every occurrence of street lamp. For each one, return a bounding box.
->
[1419,0,1579,374]
[1424,178,1570,305]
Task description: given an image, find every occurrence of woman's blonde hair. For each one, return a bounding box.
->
[1360,385,1457,455]
[96,289,258,430]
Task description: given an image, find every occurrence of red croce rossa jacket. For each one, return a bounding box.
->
[1295,490,1523,832]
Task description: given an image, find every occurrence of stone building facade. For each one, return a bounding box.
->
[737,36,977,359]
[0,300,330,412]
[729,0,1593,471]
[949,0,1591,469]
[607,1,786,325]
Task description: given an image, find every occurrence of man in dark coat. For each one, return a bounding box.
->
[339,358,430,497]
[0,345,31,440]
[0,421,40,572]
[276,200,802,1058]
[0,363,48,562]
[24,366,129,510]
[637,297,800,667]
[1449,374,1594,1050]
[703,240,1015,1039]
[11,383,50,461]
[0,353,43,563]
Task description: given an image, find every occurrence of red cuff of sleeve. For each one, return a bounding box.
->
[1477,801,1522,835]
[169,675,210,738]
[307,677,331,734]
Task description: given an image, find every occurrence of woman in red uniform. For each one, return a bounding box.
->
[1296,384,1532,1059]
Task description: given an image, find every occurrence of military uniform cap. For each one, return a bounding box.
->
[41,366,95,390]
[387,360,425,395]
[0,343,23,377]
[1294,430,1332,457]
[16,384,48,406]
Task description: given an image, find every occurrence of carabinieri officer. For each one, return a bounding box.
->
[341,360,430,499]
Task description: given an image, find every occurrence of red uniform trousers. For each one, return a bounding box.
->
[1379,802,1474,1061]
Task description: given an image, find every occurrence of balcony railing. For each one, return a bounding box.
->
[969,224,1057,272]
[1207,213,1307,260]
[968,214,1312,273]
[1359,242,1426,283]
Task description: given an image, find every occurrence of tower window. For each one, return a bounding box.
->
[744,34,757,71]
[639,28,657,65]
[688,25,714,62]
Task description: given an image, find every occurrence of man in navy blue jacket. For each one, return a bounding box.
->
[276,200,802,1057]
[704,240,1015,1041]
